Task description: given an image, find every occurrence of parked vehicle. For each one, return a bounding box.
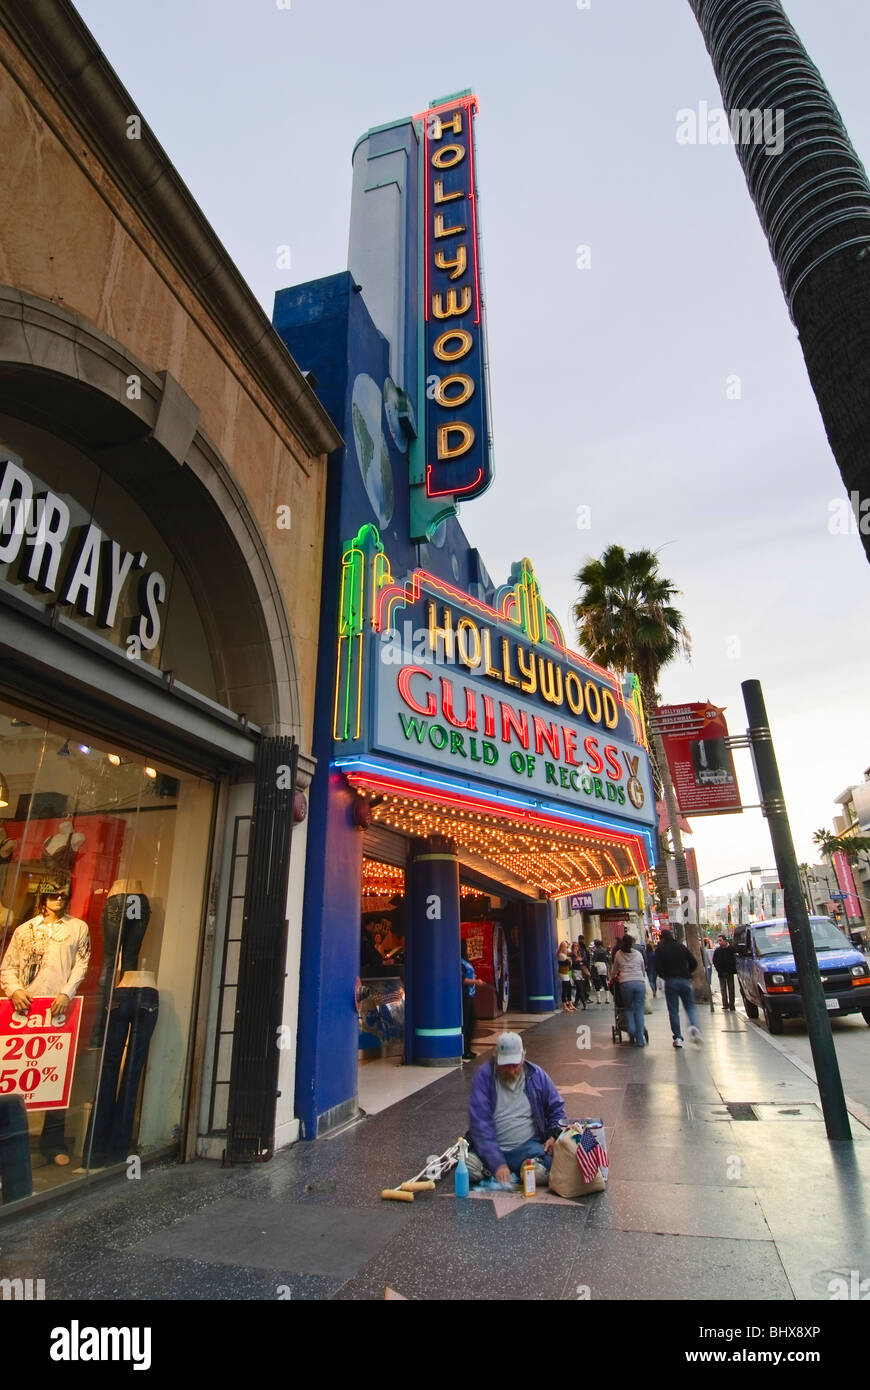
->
[734,917,870,1035]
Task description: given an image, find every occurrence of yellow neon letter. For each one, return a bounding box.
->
[437,423,475,459]
[432,288,472,319]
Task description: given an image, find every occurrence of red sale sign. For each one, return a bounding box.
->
[0,997,82,1110]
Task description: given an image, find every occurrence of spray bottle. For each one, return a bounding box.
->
[454,1138,470,1199]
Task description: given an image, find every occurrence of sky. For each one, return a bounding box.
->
[74,0,870,889]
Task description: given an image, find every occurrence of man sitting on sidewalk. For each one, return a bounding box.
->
[655,928,702,1049]
[466,1032,568,1186]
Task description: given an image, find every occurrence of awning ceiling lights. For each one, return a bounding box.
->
[350,782,647,900]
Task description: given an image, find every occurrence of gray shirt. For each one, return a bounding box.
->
[494,1070,537,1152]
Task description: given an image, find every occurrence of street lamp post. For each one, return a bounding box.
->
[742,680,851,1143]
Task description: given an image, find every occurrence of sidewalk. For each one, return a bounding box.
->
[2,994,869,1302]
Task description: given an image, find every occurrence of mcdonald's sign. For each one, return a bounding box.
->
[605,884,630,910]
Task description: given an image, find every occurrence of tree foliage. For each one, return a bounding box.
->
[573,545,691,699]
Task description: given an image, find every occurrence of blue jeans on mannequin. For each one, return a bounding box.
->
[664,977,698,1042]
[620,979,646,1046]
[88,987,158,1166]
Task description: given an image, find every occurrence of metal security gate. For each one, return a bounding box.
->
[225,736,298,1162]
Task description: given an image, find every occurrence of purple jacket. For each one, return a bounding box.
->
[467,1059,568,1173]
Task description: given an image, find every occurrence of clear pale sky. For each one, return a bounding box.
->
[74,0,870,888]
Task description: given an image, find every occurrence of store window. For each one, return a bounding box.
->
[0,698,214,1205]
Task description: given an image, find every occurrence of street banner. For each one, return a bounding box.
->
[653,701,742,816]
[832,851,861,921]
[0,996,82,1110]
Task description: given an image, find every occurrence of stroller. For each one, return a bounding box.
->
[611,979,649,1045]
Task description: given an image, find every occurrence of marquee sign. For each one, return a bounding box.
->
[421,94,492,508]
[373,660,654,828]
[333,527,656,841]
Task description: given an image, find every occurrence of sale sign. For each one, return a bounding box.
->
[653,702,742,817]
[0,997,82,1110]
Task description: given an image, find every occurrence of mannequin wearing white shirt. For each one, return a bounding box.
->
[0,887,90,1164]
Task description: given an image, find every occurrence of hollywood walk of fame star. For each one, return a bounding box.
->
[556,1081,622,1097]
[446,1187,592,1219]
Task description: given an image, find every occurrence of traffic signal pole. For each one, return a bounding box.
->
[741,680,851,1142]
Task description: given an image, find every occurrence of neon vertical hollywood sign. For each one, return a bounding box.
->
[423,96,492,503]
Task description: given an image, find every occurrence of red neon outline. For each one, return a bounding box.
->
[344,769,649,859]
[423,118,430,323]
[425,463,484,498]
[467,102,481,327]
[411,93,479,125]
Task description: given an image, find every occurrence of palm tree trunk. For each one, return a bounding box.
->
[688,0,870,567]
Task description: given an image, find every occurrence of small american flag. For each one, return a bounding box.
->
[575,1126,608,1183]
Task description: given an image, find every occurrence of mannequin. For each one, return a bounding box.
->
[90,881,151,1046]
[88,959,159,1167]
[0,883,90,1165]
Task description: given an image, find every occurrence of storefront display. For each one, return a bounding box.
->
[0,698,214,1196]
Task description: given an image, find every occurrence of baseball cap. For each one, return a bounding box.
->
[495,1032,524,1065]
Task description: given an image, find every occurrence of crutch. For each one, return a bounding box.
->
[380,1140,463,1202]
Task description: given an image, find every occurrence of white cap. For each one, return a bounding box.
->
[495,1032,524,1065]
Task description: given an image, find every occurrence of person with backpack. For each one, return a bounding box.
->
[654,928,702,1048]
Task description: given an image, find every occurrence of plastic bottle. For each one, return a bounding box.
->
[454,1138,470,1199]
[522,1158,536,1197]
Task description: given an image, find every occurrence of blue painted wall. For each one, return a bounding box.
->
[276,260,501,1134]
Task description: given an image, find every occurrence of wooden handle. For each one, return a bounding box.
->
[381,1188,414,1202]
[400,1180,436,1192]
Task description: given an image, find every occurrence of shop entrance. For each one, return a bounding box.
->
[356,846,527,1111]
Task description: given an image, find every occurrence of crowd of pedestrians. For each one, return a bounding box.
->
[554,927,740,1049]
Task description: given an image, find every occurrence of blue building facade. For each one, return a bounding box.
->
[274,94,657,1138]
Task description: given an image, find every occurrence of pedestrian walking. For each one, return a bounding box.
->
[609,933,648,1047]
[571,941,590,1009]
[644,939,658,997]
[654,928,702,1048]
[591,941,610,1005]
[712,934,737,1011]
[702,937,714,996]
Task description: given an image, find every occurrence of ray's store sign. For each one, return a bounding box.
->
[0,458,166,657]
[423,97,492,504]
[373,599,654,825]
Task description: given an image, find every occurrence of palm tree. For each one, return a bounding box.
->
[573,546,695,947]
[813,829,870,931]
[813,829,870,861]
[688,0,870,566]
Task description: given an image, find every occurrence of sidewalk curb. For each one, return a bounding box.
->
[735,1006,870,1133]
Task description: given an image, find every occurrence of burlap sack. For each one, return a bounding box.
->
[548,1126,606,1197]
